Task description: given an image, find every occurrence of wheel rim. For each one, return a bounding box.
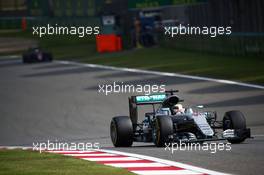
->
[110,121,117,144]
[153,120,161,145]
[156,127,161,144]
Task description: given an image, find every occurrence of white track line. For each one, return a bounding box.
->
[63,153,116,156]
[252,134,264,137]
[82,157,140,161]
[57,60,264,90]
[132,170,203,175]
[106,162,169,168]
[0,146,31,150]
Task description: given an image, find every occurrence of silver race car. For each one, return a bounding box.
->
[110,90,251,147]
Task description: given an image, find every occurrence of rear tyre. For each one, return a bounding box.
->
[44,53,53,62]
[110,116,133,147]
[22,54,29,63]
[223,110,246,144]
[153,116,173,147]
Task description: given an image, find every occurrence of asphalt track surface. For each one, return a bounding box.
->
[0,58,264,175]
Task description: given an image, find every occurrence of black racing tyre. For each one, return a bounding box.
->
[22,54,29,63]
[223,110,246,144]
[49,54,53,62]
[44,53,53,62]
[110,116,133,147]
[153,116,173,147]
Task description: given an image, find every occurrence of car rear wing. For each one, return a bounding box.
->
[130,90,180,105]
[133,94,167,105]
[128,94,166,129]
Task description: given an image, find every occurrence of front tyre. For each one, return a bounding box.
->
[43,53,53,62]
[223,110,246,144]
[153,116,173,147]
[110,116,133,147]
[22,54,29,63]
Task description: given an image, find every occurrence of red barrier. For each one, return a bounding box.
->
[96,34,122,53]
[21,17,27,31]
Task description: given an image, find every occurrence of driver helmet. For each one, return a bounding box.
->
[172,104,185,114]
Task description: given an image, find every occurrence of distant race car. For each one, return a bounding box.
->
[110,90,251,147]
[22,48,53,63]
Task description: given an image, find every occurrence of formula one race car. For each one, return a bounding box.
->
[22,47,53,63]
[110,90,251,147]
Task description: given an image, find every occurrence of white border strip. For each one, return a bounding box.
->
[0,146,31,150]
[56,60,264,90]
[100,149,230,175]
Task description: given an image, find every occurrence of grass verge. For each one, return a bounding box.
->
[84,47,264,85]
[0,149,134,175]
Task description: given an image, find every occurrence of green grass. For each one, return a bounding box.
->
[0,149,134,175]
[1,30,264,85]
[84,47,264,85]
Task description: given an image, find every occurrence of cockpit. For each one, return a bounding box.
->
[156,95,187,116]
